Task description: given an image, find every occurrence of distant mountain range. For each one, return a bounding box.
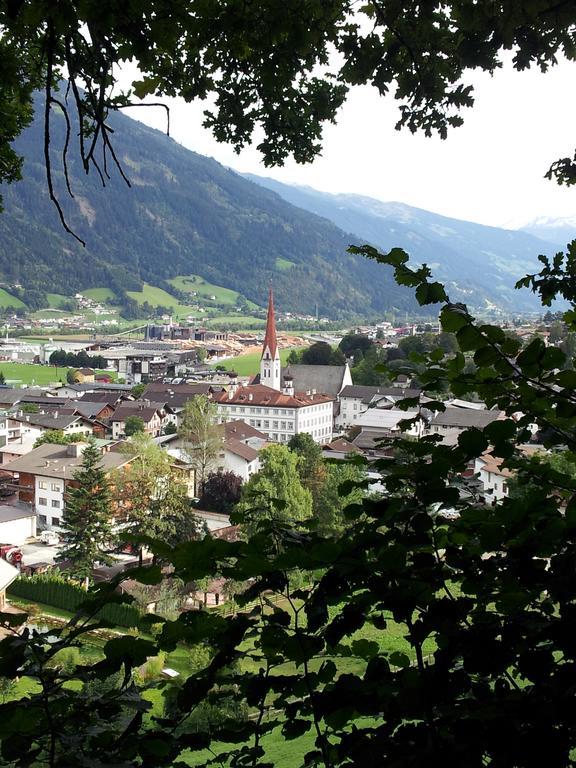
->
[0,93,564,317]
[520,217,576,247]
[244,175,561,312]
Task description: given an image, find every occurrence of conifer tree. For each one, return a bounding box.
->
[58,442,114,581]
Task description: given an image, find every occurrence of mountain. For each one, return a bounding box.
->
[244,175,560,312]
[0,99,415,319]
[520,217,576,247]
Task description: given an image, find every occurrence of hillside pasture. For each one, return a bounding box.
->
[169,275,260,309]
[0,289,25,308]
[83,287,117,302]
[46,293,69,308]
[126,284,180,307]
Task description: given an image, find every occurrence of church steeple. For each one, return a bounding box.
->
[260,287,281,390]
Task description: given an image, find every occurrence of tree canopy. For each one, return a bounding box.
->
[3,0,576,231]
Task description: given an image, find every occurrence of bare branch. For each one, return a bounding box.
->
[44,26,86,247]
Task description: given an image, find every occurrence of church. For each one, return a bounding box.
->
[212,289,335,444]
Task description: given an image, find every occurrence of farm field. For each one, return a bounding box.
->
[0,288,25,308]
[126,283,181,307]
[214,347,306,376]
[46,293,69,308]
[204,314,266,328]
[168,275,260,310]
[82,287,117,302]
[0,362,114,386]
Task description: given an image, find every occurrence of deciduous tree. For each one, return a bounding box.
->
[179,394,221,494]
[198,470,243,514]
[236,444,312,535]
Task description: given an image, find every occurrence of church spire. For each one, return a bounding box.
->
[262,286,278,360]
[260,286,281,390]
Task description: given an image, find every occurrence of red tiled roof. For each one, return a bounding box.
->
[324,438,359,453]
[213,384,334,409]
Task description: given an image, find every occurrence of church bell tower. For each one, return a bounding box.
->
[260,287,281,391]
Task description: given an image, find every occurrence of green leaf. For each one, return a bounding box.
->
[389,651,410,668]
[458,427,489,456]
[103,636,157,668]
[415,281,448,305]
[440,304,470,333]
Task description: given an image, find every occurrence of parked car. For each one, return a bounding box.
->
[40,531,60,546]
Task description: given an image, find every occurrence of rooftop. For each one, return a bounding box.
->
[4,443,133,480]
[213,384,334,409]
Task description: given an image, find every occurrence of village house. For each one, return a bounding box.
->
[0,558,20,612]
[337,384,422,430]
[4,441,134,531]
[110,402,168,439]
[215,421,269,481]
[428,407,503,438]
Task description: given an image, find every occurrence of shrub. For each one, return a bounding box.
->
[8,574,141,628]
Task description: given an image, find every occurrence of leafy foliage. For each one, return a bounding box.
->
[8,574,141,627]
[236,443,313,535]
[198,470,243,514]
[6,247,576,765]
[179,394,221,493]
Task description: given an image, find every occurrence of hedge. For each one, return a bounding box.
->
[8,574,141,628]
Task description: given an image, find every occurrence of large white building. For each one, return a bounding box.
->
[213,290,335,444]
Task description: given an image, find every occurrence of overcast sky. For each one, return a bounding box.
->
[122,57,576,230]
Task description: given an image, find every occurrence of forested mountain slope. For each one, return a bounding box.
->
[245,175,560,312]
[0,99,414,318]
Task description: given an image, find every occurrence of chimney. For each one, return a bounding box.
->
[248,393,253,402]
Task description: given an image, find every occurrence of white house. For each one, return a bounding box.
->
[5,442,133,531]
[337,384,422,430]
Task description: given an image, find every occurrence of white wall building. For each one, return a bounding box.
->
[212,289,335,444]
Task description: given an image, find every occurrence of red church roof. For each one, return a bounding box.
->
[261,287,278,360]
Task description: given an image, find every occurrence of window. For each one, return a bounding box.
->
[38,481,47,490]
[264,421,269,428]
[51,483,59,492]
[51,517,60,527]
[51,499,60,509]
[38,514,47,525]
[273,421,278,429]
[38,497,47,506]
[281,421,286,429]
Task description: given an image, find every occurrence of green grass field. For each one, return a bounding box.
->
[0,288,25,308]
[168,275,260,310]
[214,347,306,376]
[0,362,114,386]
[204,314,266,328]
[46,293,69,308]
[83,287,117,302]
[127,283,181,307]
[275,257,296,271]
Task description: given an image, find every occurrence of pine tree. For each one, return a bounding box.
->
[58,442,114,581]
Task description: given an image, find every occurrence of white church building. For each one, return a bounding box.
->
[213,289,335,444]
